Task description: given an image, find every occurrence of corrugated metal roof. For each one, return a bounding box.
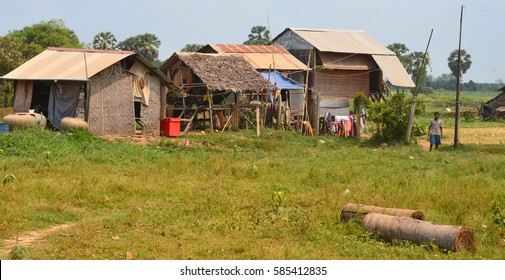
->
[287,28,395,55]
[209,44,290,54]
[1,47,171,85]
[372,55,415,88]
[203,44,306,71]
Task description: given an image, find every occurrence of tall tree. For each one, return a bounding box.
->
[92,32,117,50]
[117,33,161,62]
[180,44,204,52]
[448,49,472,77]
[0,36,25,75]
[244,26,270,45]
[409,51,431,86]
[8,19,81,55]
[387,43,413,73]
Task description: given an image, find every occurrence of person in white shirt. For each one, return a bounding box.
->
[428,112,443,151]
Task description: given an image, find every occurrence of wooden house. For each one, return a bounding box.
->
[272,28,415,129]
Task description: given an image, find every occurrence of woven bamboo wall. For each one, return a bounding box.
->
[89,74,135,136]
[141,75,161,136]
[314,69,370,100]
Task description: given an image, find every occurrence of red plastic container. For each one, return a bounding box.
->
[160,118,180,137]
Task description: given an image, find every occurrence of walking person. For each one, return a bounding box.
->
[428,112,443,151]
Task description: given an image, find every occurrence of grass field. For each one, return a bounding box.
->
[1,91,505,260]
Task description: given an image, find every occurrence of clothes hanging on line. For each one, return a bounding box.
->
[324,113,366,138]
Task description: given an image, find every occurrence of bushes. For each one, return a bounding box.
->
[360,93,425,142]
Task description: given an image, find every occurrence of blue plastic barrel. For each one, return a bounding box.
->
[0,123,9,134]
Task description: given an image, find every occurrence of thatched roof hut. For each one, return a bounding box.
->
[160,52,269,93]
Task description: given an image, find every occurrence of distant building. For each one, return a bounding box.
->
[480,86,505,120]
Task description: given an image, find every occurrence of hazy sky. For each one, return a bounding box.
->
[1,0,504,83]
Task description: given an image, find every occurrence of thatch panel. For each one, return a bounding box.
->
[140,75,161,136]
[314,69,369,100]
[162,53,268,92]
[89,74,135,136]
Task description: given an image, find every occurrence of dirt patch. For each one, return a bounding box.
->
[0,223,74,259]
[419,126,505,150]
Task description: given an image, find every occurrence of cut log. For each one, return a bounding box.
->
[340,203,424,222]
[363,213,476,252]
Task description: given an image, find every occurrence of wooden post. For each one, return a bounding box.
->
[208,91,214,131]
[454,5,464,148]
[302,51,312,135]
[363,213,476,252]
[356,103,361,140]
[312,49,319,135]
[276,91,282,129]
[256,105,260,137]
[405,29,433,144]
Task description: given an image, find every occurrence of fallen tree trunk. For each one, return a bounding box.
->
[340,203,424,222]
[363,213,476,252]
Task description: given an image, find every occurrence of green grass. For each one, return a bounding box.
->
[1,126,505,260]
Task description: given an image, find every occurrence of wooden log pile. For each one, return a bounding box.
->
[341,202,476,252]
[341,203,424,222]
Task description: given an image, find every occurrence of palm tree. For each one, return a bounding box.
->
[92,32,117,50]
[448,49,472,77]
[244,26,270,45]
[117,33,161,62]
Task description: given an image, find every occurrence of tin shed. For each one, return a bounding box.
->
[1,47,172,136]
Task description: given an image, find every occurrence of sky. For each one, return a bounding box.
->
[1,0,504,83]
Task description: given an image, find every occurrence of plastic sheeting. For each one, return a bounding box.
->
[260,70,303,90]
[48,83,82,129]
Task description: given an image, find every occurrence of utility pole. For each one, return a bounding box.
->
[454,5,464,148]
[404,29,433,144]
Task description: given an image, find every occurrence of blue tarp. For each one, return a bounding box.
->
[260,70,304,90]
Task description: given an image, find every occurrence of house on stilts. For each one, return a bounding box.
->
[272,28,415,131]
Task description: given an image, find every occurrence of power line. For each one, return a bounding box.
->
[466,6,505,15]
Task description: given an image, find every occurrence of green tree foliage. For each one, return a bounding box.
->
[465,80,477,91]
[0,36,35,107]
[8,19,81,55]
[387,43,413,72]
[117,33,161,62]
[92,32,117,50]
[244,26,270,45]
[365,93,425,141]
[448,49,472,77]
[409,51,431,81]
[387,43,431,90]
[180,44,204,52]
[0,36,25,75]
